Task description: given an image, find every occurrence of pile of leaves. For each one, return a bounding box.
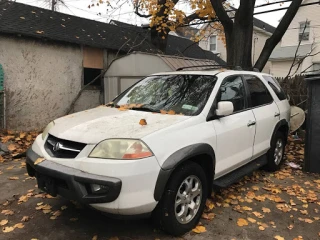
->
[0,130,39,163]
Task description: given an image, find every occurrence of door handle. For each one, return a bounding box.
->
[247,121,256,127]
[274,112,280,117]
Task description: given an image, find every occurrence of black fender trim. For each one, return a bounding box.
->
[272,119,289,143]
[154,144,215,201]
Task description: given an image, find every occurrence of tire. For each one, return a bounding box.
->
[152,161,208,236]
[265,131,286,171]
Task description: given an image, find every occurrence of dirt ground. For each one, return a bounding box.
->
[0,139,319,240]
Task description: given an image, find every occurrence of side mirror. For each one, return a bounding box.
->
[216,101,234,117]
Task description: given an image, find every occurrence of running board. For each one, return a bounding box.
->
[212,155,267,188]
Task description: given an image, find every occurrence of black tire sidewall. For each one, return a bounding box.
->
[266,131,285,171]
[154,162,208,236]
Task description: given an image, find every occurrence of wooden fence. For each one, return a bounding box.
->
[277,75,308,110]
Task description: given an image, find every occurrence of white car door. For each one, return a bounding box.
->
[212,75,256,179]
[243,75,280,159]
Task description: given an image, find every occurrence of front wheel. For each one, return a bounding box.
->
[265,131,286,171]
[152,162,208,236]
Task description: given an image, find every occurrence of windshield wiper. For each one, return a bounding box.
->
[130,107,160,113]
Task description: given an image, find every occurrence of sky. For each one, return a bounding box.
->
[16,0,290,28]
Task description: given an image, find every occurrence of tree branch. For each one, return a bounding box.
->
[254,0,303,71]
[210,0,233,32]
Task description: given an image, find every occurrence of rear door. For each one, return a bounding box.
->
[243,75,280,159]
[212,75,256,178]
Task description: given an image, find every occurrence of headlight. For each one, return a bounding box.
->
[42,121,55,140]
[89,139,153,160]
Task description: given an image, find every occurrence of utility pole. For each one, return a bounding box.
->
[51,0,56,11]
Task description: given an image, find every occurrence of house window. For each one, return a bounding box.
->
[84,68,102,87]
[210,35,217,52]
[299,21,310,41]
[313,63,320,74]
[83,46,104,88]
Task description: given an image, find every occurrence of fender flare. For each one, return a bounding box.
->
[271,119,290,143]
[154,143,215,201]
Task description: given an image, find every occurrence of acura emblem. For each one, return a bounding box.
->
[53,142,62,151]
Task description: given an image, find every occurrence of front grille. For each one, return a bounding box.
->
[45,134,86,158]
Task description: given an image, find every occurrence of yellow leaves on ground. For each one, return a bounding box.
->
[7,143,17,151]
[242,206,252,211]
[192,225,206,233]
[206,199,215,210]
[8,176,19,180]
[298,218,314,223]
[50,210,62,220]
[0,219,8,226]
[14,223,24,229]
[252,211,264,219]
[247,217,257,223]
[1,210,14,216]
[34,157,45,165]
[21,216,30,222]
[258,226,265,231]
[274,236,285,240]
[262,207,271,213]
[139,119,147,126]
[201,213,215,220]
[2,226,15,233]
[92,235,98,240]
[237,218,248,227]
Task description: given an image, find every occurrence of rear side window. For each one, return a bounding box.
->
[217,75,246,113]
[244,75,273,108]
[262,75,287,100]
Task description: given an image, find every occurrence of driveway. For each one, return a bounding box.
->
[0,138,319,240]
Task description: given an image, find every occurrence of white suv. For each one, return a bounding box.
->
[26,69,290,236]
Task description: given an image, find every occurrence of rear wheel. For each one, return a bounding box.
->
[265,131,285,171]
[152,162,208,236]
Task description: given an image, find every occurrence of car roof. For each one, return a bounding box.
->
[151,69,271,78]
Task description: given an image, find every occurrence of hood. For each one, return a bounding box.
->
[49,106,190,144]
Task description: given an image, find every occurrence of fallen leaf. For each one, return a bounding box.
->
[252,211,264,219]
[7,144,17,151]
[139,119,147,126]
[252,186,259,191]
[34,157,45,165]
[14,223,24,229]
[21,216,30,222]
[6,166,14,170]
[1,210,14,216]
[8,177,19,180]
[242,206,252,211]
[304,218,313,223]
[61,206,67,211]
[109,237,119,240]
[0,219,8,226]
[92,235,98,240]
[192,225,206,233]
[247,217,256,223]
[206,199,215,210]
[259,226,265,231]
[167,110,176,115]
[274,236,284,240]
[2,226,14,233]
[288,224,294,230]
[237,218,248,227]
[262,207,271,213]
[300,210,308,215]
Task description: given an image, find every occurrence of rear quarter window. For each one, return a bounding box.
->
[263,76,287,101]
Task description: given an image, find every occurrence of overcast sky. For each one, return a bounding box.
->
[16,0,290,27]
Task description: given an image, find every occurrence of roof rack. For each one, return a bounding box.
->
[176,64,242,71]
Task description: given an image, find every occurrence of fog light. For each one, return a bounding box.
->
[90,184,109,194]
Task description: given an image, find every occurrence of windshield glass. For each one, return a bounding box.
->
[112,74,217,116]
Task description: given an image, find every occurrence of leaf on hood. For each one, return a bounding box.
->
[34,158,45,165]
[192,225,206,233]
[2,226,14,233]
[0,219,8,226]
[1,210,14,216]
[139,119,147,126]
[237,218,248,227]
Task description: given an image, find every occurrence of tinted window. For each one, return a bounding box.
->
[113,75,217,116]
[245,76,273,108]
[262,75,287,100]
[218,75,246,112]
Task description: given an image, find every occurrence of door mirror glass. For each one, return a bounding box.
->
[216,101,234,116]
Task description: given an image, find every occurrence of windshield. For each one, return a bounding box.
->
[112,74,217,116]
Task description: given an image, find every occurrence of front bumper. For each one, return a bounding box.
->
[26,148,122,204]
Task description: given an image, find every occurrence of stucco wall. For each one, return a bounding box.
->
[0,35,104,131]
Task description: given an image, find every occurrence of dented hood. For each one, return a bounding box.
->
[49,106,190,144]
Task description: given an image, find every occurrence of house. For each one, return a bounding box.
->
[269,0,320,77]
[198,8,276,73]
[0,1,224,131]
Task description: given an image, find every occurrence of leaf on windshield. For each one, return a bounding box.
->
[139,119,147,126]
